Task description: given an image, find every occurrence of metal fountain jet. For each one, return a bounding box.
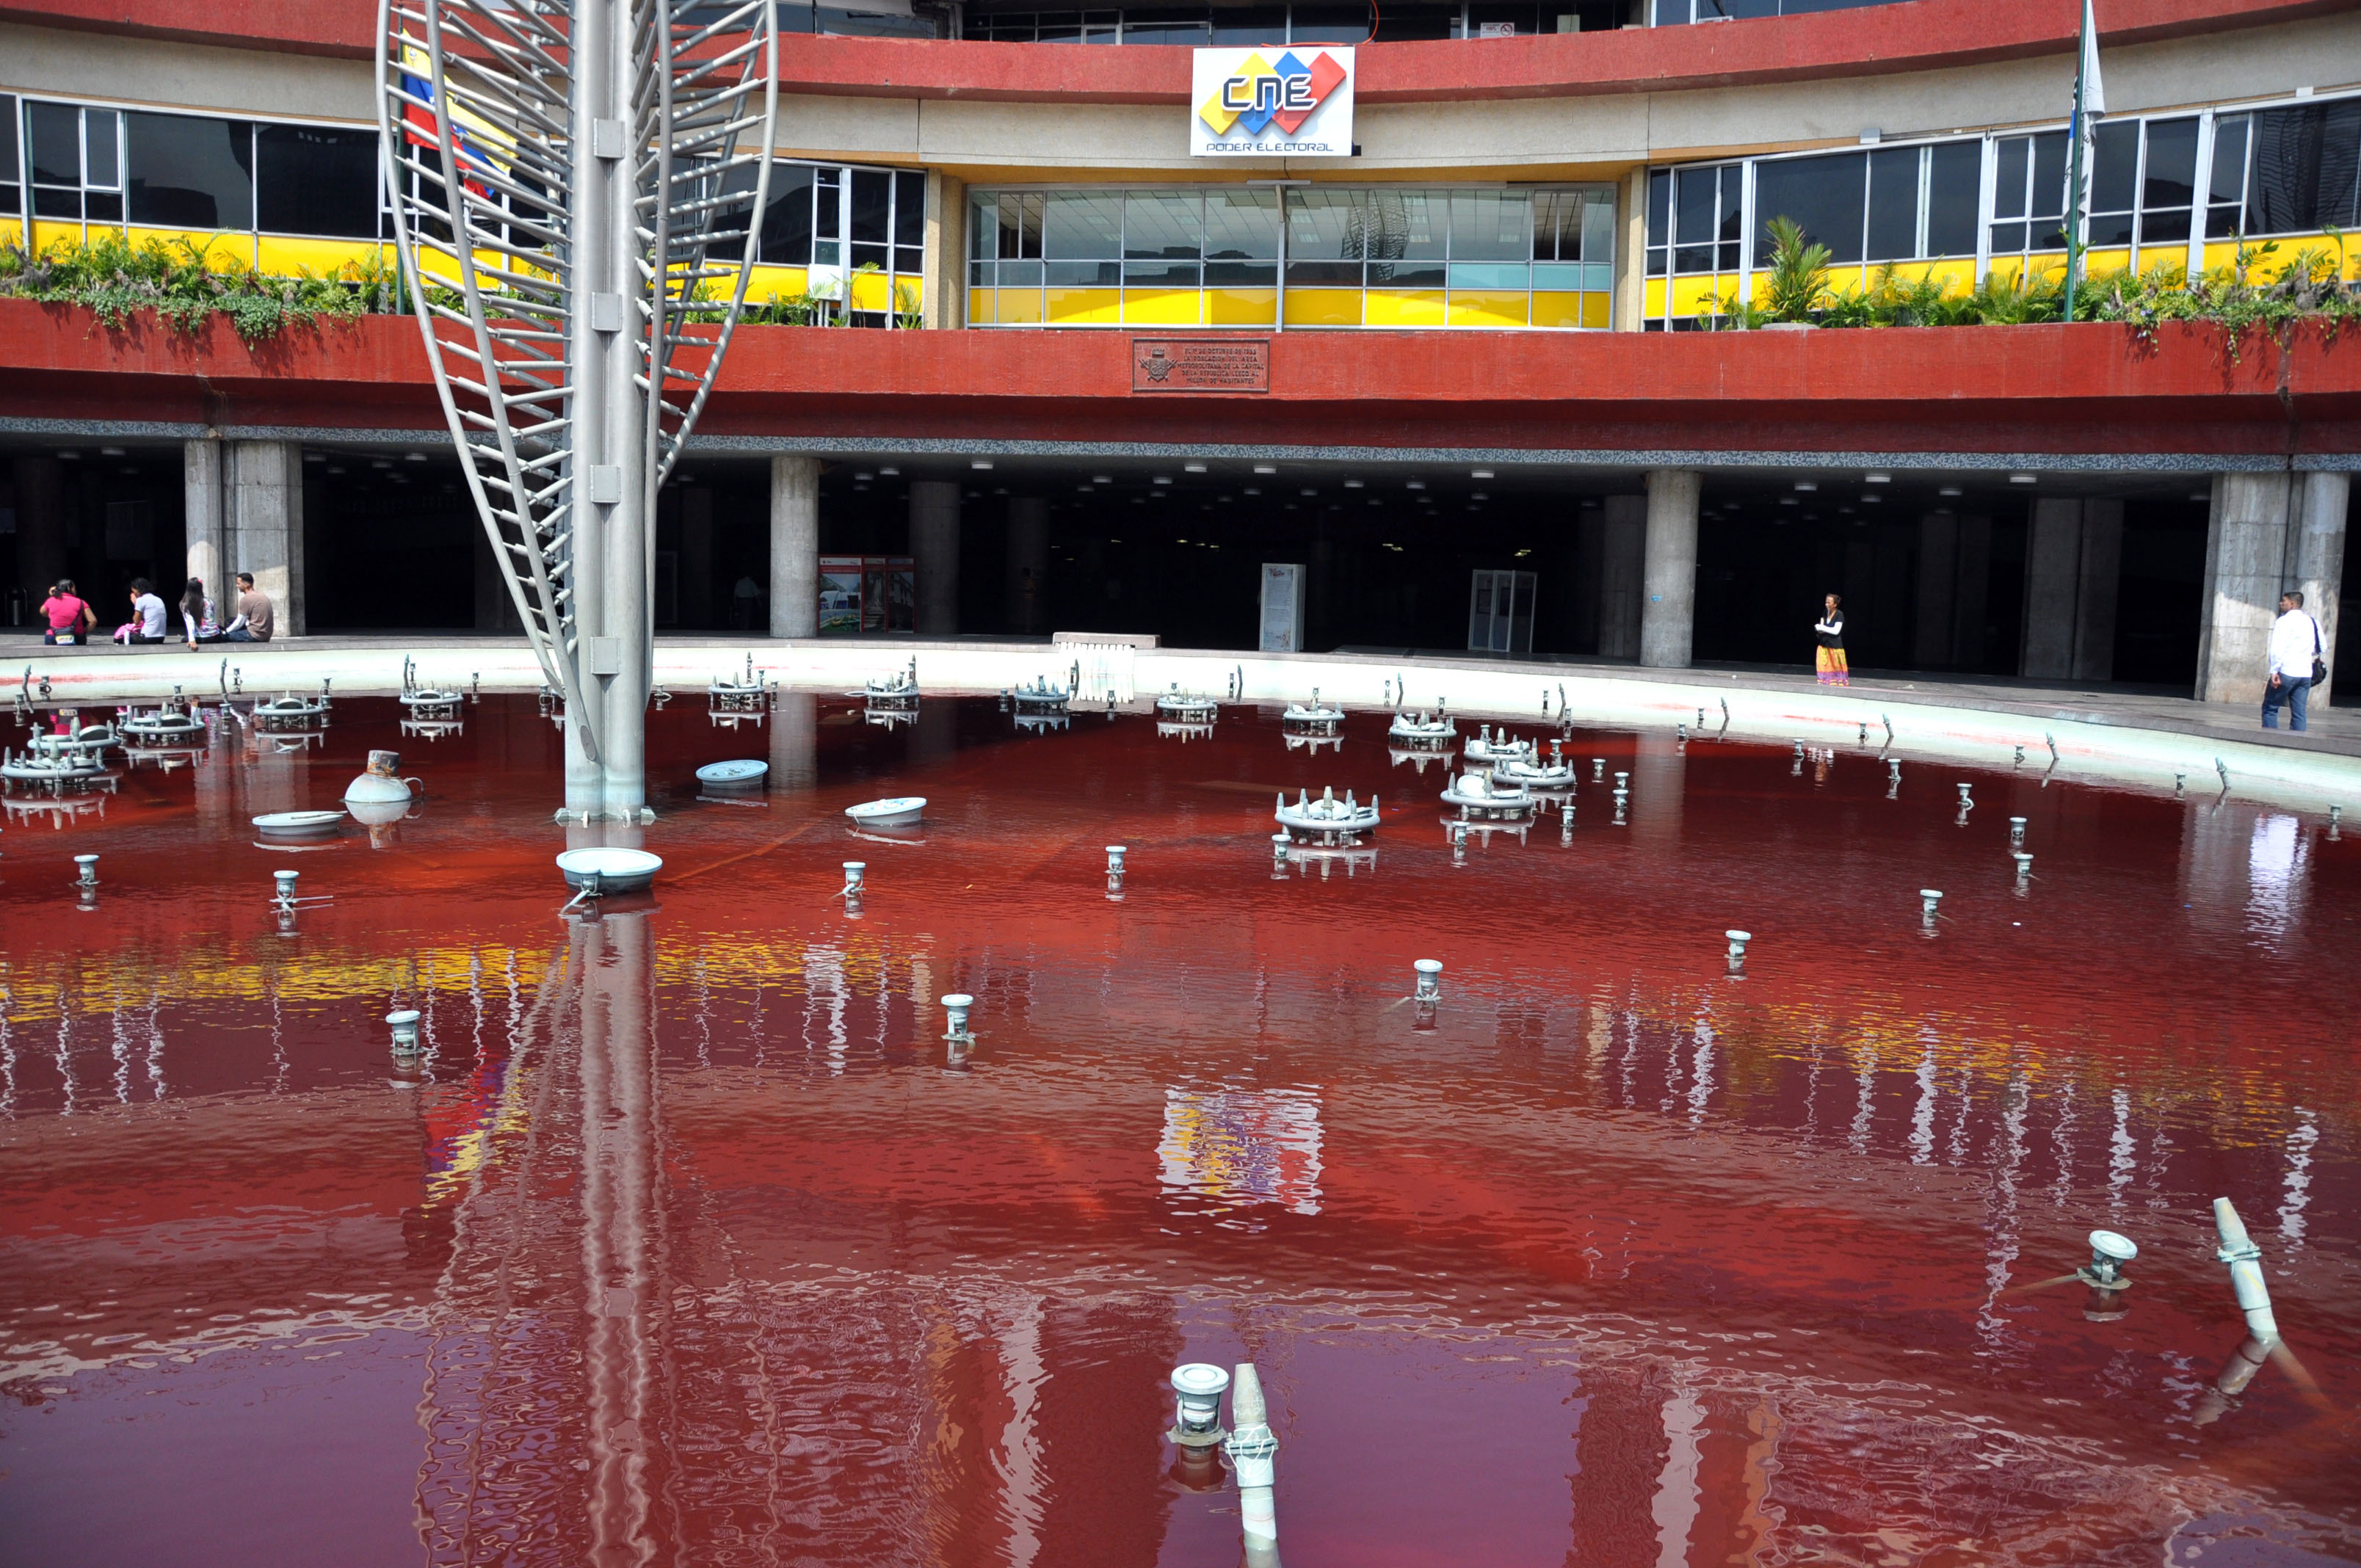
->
[376,0,777,819]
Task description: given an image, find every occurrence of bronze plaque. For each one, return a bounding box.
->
[1131,338,1270,393]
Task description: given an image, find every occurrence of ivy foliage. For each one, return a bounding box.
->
[0,231,403,339]
[1717,219,2361,346]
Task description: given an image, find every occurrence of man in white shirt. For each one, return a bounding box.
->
[2262,589,2323,733]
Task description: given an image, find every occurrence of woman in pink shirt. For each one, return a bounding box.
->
[40,579,95,645]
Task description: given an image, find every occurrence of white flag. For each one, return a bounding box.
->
[2080,0,2106,117]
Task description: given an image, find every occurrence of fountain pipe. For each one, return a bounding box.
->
[2079,1229,2137,1289]
[1413,959,1442,1002]
[940,993,973,1044]
[1226,1362,1279,1555]
[1920,889,1942,925]
[387,1009,423,1059]
[1169,1363,1230,1448]
[2009,816,2027,844]
[2212,1198,2278,1341]
[1725,929,1750,971]
[74,853,98,888]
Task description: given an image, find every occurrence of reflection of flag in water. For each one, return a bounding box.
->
[419,1044,524,1210]
[1158,1086,1322,1216]
[399,43,499,201]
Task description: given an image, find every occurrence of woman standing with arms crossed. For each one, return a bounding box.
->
[1814,594,1849,686]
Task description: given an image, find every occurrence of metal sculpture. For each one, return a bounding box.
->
[377,0,777,819]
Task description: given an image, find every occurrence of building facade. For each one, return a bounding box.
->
[1,0,2357,702]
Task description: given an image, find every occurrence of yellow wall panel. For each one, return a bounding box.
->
[1447,290,1529,327]
[1043,286,1120,324]
[1206,287,1277,326]
[1642,277,1667,318]
[1361,289,1443,327]
[1530,291,1584,329]
[1123,288,1203,326]
[1581,292,1610,329]
[967,288,996,324]
[254,235,385,277]
[995,287,1044,324]
[1283,288,1362,327]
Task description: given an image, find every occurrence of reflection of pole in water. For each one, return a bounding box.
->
[2277,1108,2319,1248]
[1650,1379,1704,1568]
[1629,732,1685,846]
[577,912,666,1568]
[1976,1069,2029,1349]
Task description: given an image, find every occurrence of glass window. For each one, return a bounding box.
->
[1124,189,1201,258]
[1991,132,2067,253]
[1361,188,1443,285]
[764,163,817,265]
[1925,139,1979,257]
[255,123,377,239]
[2244,99,2361,237]
[1755,150,1865,266]
[84,109,119,189]
[1042,190,1121,258]
[1119,8,1210,43]
[1864,145,1918,262]
[849,167,891,271]
[995,191,1045,259]
[1448,189,1530,261]
[2085,120,2137,247]
[0,95,17,217]
[2029,131,2068,250]
[1210,5,1287,43]
[126,111,254,231]
[28,101,80,189]
[2208,114,2249,239]
[1288,3,1366,40]
[1204,188,1278,258]
[1580,191,1614,265]
[2137,116,2198,250]
[1644,167,1669,276]
[894,170,925,248]
[1671,164,1738,273]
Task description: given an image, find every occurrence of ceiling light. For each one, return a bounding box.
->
[1861,494,1882,504]
[1343,479,1365,489]
[2189,490,2211,501]
[1780,497,1798,506]
[327,465,347,475]
[1076,484,1093,493]
[1253,463,1277,475]
[2009,472,2037,484]
[372,457,393,469]
[1470,468,1493,479]
[1406,480,1426,490]
[100,446,126,457]
[1794,481,1817,492]
[1153,476,1173,485]
[1939,485,1963,497]
[405,451,427,463]
[1470,491,1490,501]
[56,449,81,459]
[1864,471,1890,484]
[855,471,874,481]
[1091,475,1113,485]
[303,451,324,462]
[1300,488,1317,496]
[1183,462,1207,474]
[971,458,994,471]
[879,465,899,476]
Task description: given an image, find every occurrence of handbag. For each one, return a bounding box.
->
[2313,615,2329,686]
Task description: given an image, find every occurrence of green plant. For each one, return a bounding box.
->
[1759,215,1832,322]
[893,279,923,331]
[0,230,391,339]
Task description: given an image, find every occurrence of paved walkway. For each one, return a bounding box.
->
[22,630,2358,760]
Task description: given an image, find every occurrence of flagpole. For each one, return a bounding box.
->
[2062,0,2092,324]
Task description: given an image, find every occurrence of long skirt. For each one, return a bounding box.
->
[1816,646,1849,685]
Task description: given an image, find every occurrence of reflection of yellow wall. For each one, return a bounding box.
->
[1448,290,1528,327]
[1045,286,1120,324]
[1364,289,1445,327]
[1283,288,1360,327]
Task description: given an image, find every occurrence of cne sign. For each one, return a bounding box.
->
[1190,46,1354,158]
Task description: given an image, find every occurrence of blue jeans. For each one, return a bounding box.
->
[2262,675,2311,731]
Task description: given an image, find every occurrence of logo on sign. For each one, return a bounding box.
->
[1191,46,1354,158]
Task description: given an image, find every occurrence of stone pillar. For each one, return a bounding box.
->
[2292,472,2349,707]
[2070,498,2123,683]
[1954,514,1992,669]
[910,479,961,636]
[924,171,967,332]
[1597,493,1645,661]
[14,455,66,609]
[1912,510,1959,669]
[2019,498,2083,679]
[1006,496,1048,634]
[678,484,714,630]
[769,454,819,639]
[182,439,223,609]
[1639,468,1700,669]
[2196,473,2295,705]
[229,439,305,635]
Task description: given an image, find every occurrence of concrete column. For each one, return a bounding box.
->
[2020,498,2083,679]
[2070,498,2124,683]
[1954,515,1992,669]
[910,479,961,636]
[924,171,967,332]
[1912,509,1959,668]
[182,439,223,607]
[769,454,819,639]
[228,440,305,635]
[1639,468,1700,669]
[2196,472,2295,705]
[2292,472,2349,706]
[1597,493,1645,660]
[14,455,66,608]
[1005,497,1048,634]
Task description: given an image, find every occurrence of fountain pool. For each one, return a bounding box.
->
[0,694,2355,1567]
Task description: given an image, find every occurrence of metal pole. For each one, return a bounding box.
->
[601,0,647,821]
[569,0,614,818]
[2061,16,2088,324]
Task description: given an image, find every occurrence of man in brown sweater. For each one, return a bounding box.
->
[225,571,275,642]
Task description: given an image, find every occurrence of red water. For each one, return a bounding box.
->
[1,694,2357,1567]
